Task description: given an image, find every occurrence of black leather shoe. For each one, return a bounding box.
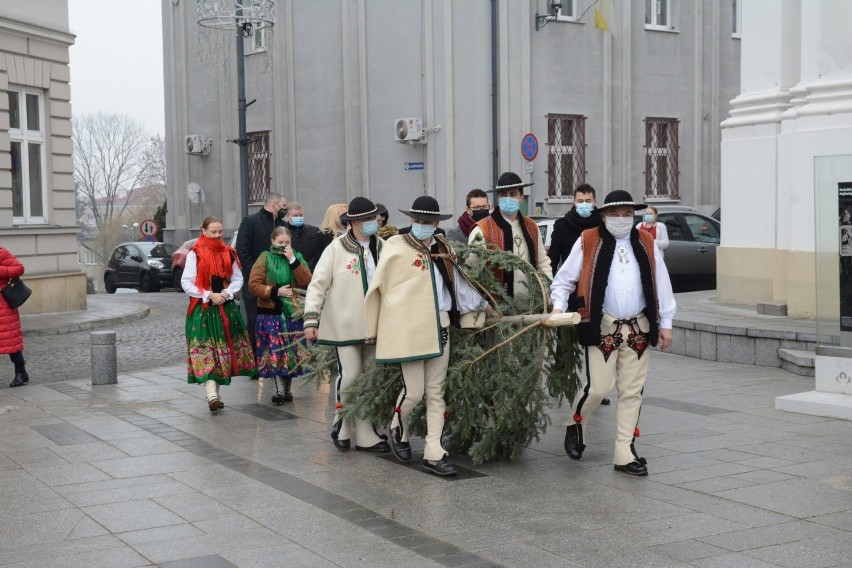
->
[390,426,411,463]
[333,438,351,451]
[613,461,648,476]
[355,441,390,453]
[564,424,584,460]
[421,457,457,477]
[271,392,285,405]
[601,397,611,405]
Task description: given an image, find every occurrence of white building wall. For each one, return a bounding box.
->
[719,0,852,316]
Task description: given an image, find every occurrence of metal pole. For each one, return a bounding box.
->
[236,4,249,219]
[491,0,499,186]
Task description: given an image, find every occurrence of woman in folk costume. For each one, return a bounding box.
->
[468,171,551,307]
[365,196,499,477]
[182,216,256,411]
[248,226,312,404]
[303,197,390,453]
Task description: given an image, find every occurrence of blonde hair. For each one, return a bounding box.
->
[319,203,347,235]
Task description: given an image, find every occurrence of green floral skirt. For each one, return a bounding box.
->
[185,301,257,384]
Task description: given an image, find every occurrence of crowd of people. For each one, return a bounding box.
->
[0,173,675,478]
[165,171,676,478]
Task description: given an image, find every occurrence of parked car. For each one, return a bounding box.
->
[635,205,721,292]
[533,217,559,253]
[104,242,178,293]
[170,238,197,292]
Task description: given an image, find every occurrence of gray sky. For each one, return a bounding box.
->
[68,0,165,137]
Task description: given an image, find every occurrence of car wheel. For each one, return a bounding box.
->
[104,274,117,294]
[138,273,154,293]
[173,268,184,293]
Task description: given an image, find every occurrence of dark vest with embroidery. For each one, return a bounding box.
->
[575,227,660,347]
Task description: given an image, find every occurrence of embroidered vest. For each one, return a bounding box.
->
[476,214,540,296]
[575,227,660,347]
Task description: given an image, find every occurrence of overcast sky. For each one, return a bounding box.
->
[68,0,165,137]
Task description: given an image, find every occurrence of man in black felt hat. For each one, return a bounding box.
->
[365,195,498,477]
[468,171,551,307]
[550,190,676,477]
[304,196,390,454]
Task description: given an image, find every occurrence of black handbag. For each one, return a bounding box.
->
[2,277,32,309]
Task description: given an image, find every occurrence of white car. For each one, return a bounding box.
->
[533,217,558,253]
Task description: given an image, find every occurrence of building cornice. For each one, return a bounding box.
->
[720,89,793,128]
[0,15,74,46]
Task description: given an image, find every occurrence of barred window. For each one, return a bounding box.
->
[246,130,270,204]
[546,114,586,199]
[644,117,679,199]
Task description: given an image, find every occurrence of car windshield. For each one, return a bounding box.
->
[137,243,178,258]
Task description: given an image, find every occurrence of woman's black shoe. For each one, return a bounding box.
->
[10,369,28,388]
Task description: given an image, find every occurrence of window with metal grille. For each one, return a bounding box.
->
[546,114,586,199]
[644,117,679,199]
[246,130,271,204]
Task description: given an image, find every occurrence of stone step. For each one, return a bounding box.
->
[778,348,815,377]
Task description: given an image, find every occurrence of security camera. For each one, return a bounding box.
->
[551,1,563,11]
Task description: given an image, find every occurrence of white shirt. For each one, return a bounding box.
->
[550,234,676,329]
[181,250,244,303]
[358,240,377,285]
[433,263,487,314]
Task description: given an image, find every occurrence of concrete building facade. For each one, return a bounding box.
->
[0,0,84,313]
[162,0,740,244]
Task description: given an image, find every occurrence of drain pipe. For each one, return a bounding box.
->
[491,0,499,185]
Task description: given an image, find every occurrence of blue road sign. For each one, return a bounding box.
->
[405,162,424,171]
[521,133,538,162]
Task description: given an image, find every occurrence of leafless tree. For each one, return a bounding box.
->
[73,113,164,264]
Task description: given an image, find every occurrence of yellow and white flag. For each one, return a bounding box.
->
[594,0,613,32]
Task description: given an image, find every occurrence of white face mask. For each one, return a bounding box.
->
[604,216,634,239]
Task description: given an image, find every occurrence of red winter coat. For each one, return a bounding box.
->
[0,246,24,354]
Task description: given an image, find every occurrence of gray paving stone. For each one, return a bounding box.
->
[91,452,210,478]
[699,520,843,552]
[153,492,236,522]
[83,499,185,533]
[714,479,852,518]
[743,534,852,568]
[0,484,77,517]
[652,539,731,561]
[26,462,112,486]
[116,523,206,547]
[690,552,785,567]
[158,555,238,568]
[1,545,150,568]
[700,330,717,360]
[685,329,701,358]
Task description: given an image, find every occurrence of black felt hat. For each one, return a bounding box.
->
[340,197,386,222]
[598,190,647,211]
[399,195,453,222]
[489,171,534,193]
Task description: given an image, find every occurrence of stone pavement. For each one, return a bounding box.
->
[1,349,851,568]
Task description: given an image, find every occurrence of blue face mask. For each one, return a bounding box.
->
[361,220,379,236]
[643,214,655,224]
[290,216,305,227]
[411,222,436,241]
[575,202,594,218]
[498,197,520,215]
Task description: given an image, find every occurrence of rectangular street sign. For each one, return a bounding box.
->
[405,162,424,171]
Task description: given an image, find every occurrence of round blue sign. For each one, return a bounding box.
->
[521,133,538,162]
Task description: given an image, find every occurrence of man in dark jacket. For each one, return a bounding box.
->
[547,184,610,405]
[236,192,287,356]
[547,184,601,276]
[282,202,324,271]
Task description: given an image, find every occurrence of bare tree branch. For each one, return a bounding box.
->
[73,112,166,265]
